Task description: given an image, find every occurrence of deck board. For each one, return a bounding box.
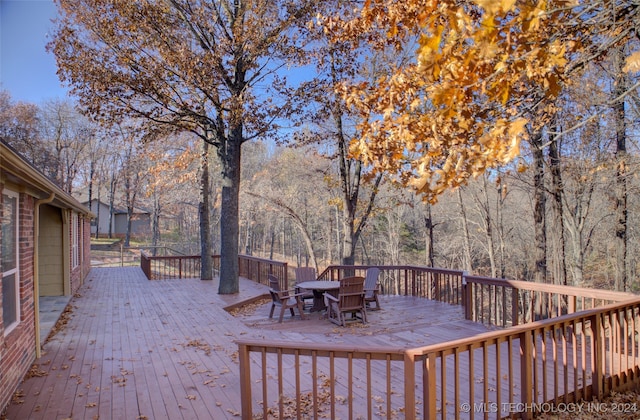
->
[4,266,497,419]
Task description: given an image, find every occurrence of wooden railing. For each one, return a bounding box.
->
[318,265,466,305]
[137,254,640,418]
[464,275,636,328]
[140,252,288,286]
[238,255,288,287]
[237,297,640,419]
[140,251,210,280]
[237,265,640,419]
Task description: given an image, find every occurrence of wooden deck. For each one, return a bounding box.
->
[4,267,492,420]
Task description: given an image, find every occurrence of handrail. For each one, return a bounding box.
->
[136,254,640,418]
[237,295,640,419]
[140,251,288,286]
[463,274,636,327]
[318,265,466,306]
[464,275,635,301]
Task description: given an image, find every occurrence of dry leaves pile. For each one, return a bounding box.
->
[536,390,640,420]
[46,303,74,341]
[25,364,49,379]
[227,297,271,317]
[253,376,334,420]
[184,339,212,356]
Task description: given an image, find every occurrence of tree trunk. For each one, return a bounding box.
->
[151,190,160,256]
[457,188,473,272]
[613,47,628,291]
[326,207,333,266]
[335,206,342,263]
[480,175,497,278]
[108,172,117,239]
[269,226,275,261]
[496,182,507,279]
[199,141,213,281]
[339,170,383,266]
[531,130,547,284]
[124,170,138,248]
[341,210,356,266]
[94,179,100,239]
[125,206,133,247]
[548,120,568,286]
[424,203,435,267]
[217,125,242,294]
[88,160,94,211]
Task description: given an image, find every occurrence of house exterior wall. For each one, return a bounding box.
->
[114,213,151,238]
[0,189,92,412]
[88,200,112,236]
[1,141,94,413]
[0,190,36,412]
[88,199,150,239]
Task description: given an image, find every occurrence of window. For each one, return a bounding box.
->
[2,190,20,334]
[71,212,79,268]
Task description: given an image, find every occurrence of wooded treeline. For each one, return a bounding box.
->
[1,1,638,292]
[1,61,639,292]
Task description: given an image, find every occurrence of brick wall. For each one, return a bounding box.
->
[0,192,37,412]
[1,188,92,413]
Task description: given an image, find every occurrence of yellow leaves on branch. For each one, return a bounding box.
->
[335,0,585,201]
[474,0,518,14]
[623,51,640,74]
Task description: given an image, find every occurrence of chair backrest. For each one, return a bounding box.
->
[338,276,365,310]
[268,274,287,302]
[268,274,281,292]
[364,268,380,298]
[295,267,317,283]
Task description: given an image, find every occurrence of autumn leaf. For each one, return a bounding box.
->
[321,0,611,201]
[623,51,640,73]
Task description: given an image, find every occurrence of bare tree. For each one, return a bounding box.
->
[51,0,320,292]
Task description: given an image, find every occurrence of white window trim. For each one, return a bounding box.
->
[71,212,79,268]
[2,189,20,335]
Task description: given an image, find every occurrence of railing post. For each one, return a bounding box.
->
[238,343,253,420]
[283,262,288,288]
[140,251,150,279]
[423,352,437,419]
[512,288,520,326]
[569,295,576,315]
[520,330,534,420]
[591,313,604,400]
[463,277,471,321]
[404,351,417,420]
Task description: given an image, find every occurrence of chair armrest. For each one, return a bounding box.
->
[277,289,307,299]
[325,293,339,303]
[340,291,365,298]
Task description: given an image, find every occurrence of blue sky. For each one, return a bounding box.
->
[0,0,69,104]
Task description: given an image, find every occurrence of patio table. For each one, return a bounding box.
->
[296,281,340,312]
